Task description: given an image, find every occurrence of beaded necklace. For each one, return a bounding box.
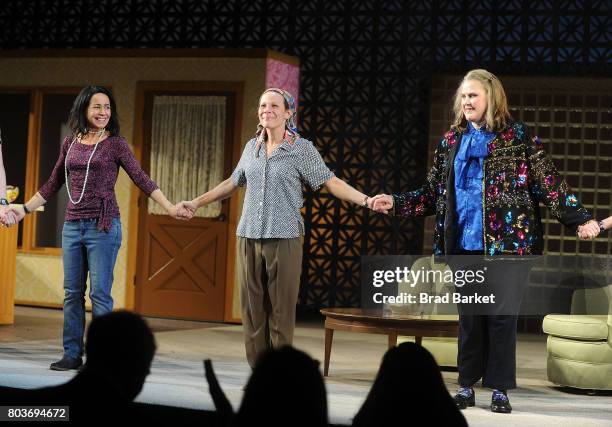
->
[64,130,106,205]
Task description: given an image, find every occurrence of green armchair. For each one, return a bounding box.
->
[542,284,612,390]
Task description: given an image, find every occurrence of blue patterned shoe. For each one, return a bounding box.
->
[453,386,475,409]
[491,389,512,413]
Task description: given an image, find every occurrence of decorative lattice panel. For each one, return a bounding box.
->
[1,1,609,310]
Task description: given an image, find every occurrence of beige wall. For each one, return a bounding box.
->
[0,55,267,319]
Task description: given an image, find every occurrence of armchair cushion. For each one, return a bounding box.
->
[547,335,612,364]
[542,314,608,341]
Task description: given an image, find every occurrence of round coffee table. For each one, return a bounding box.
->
[319,308,458,376]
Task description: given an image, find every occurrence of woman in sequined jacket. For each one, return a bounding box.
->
[381,111,595,256]
[373,69,599,414]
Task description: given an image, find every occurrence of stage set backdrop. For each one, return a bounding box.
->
[0,1,609,329]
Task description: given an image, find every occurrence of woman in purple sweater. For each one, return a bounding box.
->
[12,86,181,371]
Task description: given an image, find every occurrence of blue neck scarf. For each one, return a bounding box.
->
[455,122,494,190]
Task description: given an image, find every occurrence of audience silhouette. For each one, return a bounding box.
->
[204,358,234,426]
[233,346,328,427]
[352,342,467,427]
[0,311,156,421]
[1,315,469,426]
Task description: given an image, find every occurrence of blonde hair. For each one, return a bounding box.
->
[451,69,512,132]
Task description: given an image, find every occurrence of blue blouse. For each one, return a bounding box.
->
[454,122,495,250]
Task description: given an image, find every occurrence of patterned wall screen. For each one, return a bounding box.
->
[0,1,610,310]
[507,79,612,258]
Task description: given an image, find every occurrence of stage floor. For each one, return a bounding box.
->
[1,306,611,426]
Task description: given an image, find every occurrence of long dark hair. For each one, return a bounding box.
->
[68,86,120,136]
[235,346,328,427]
[353,342,467,426]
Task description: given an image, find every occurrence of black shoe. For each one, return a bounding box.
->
[50,355,82,371]
[453,388,475,410]
[490,390,512,414]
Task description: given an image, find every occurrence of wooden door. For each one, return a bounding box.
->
[135,85,238,321]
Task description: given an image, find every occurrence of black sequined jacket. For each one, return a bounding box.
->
[393,122,592,256]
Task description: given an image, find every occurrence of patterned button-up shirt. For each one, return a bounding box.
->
[231,137,334,239]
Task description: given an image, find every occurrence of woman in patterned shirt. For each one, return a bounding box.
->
[11,86,183,371]
[372,69,600,413]
[178,88,375,367]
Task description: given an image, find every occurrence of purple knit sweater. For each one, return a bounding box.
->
[38,135,158,232]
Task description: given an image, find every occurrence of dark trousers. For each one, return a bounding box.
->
[450,251,532,391]
[457,312,518,390]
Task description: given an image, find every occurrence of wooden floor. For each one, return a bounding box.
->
[1,306,611,426]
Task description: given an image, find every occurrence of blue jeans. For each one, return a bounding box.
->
[61,218,122,359]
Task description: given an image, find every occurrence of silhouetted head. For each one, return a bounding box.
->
[235,346,328,427]
[84,311,156,401]
[352,342,466,426]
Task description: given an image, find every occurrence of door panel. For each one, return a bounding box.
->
[137,214,227,321]
[135,88,237,321]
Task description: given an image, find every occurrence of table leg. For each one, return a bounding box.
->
[324,327,334,377]
[388,331,398,349]
[415,335,422,346]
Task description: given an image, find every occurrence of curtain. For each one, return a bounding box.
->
[148,95,226,218]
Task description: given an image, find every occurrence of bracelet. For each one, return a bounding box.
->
[362,196,369,207]
[0,198,8,206]
[23,204,30,214]
[598,220,605,233]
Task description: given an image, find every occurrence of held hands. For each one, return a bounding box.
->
[175,200,198,220]
[368,194,393,214]
[166,203,189,221]
[577,220,600,240]
[0,206,15,227]
[165,200,198,221]
[11,206,26,223]
[0,205,24,227]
